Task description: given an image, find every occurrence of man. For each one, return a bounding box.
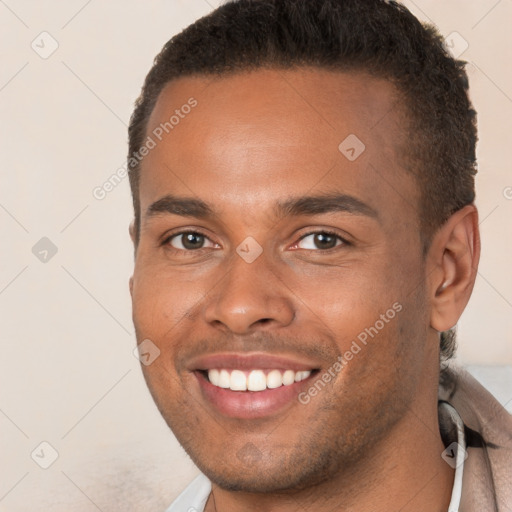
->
[128,1,512,510]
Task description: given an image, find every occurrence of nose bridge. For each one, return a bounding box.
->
[204,249,294,333]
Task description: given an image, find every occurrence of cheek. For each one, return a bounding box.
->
[284,259,400,332]
[131,267,197,405]
[131,260,207,338]
[341,287,429,404]
[286,257,425,377]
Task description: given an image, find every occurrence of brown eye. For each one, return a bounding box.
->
[297,232,343,250]
[168,232,213,250]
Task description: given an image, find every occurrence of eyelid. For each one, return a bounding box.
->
[290,229,351,251]
[160,228,351,253]
[161,228,219,250]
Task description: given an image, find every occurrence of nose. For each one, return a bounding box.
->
[203,252,295,335]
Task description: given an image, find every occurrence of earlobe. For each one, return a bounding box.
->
[429,205,480,332]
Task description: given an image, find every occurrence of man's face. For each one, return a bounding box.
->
[130,69,438,491]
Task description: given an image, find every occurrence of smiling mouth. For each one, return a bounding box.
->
[200,368,318,392]
[189,352,323,418]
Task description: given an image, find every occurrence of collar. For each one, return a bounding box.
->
[439,401,467,512]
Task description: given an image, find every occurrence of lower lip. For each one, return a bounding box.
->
[195,372,313,419]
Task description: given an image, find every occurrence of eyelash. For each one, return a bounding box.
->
[294,230,350,252]
[161,229,350,253]
[161,229,216,254]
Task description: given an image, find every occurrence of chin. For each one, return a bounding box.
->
[190,445,339,494]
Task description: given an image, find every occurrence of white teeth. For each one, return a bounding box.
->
[230,370,247,391]
[295,371,311,382]
[247,370,267,391]
[207,368,312,392]
[208,369,219,386]
[282,370,295,386]
[218,369,231,388]
[267,369,283,389]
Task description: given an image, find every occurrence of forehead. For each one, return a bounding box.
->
[140,68,418,224]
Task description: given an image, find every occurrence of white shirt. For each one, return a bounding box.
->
[165,403,466,512]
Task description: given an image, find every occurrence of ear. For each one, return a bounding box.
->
[129,220,136,297]
[427,205,480,332]
[129,220,136,244]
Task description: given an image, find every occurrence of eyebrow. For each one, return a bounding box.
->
[145,192,378,221]
[276,193,378,220]
[146,195,214,219]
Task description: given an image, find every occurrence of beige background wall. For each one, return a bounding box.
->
[0,1,511,510]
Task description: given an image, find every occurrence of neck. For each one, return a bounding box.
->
[205,404,454,512]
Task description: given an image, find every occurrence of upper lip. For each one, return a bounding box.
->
[187,352,321,372]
